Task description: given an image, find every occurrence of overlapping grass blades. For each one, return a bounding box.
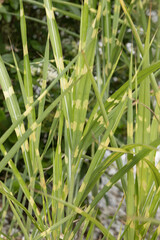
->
[0,0,160,239]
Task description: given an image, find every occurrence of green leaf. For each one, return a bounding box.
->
[143,159,160,188]
[30,40,45,54]
[9,0,19,10]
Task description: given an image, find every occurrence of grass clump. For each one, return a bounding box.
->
[0,0,160,239]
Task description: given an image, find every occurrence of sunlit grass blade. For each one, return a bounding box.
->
[19,0,35,126]
[111,0,120,52]
[135,16,151,209]
[10,44,28,107]
[7,199,29,240]
[52,109,64,238]
[31,39,51,229]
[126,47,135,239]
[35,36,49,149]
[156,1,160,61]
[103,0,111,97]
[0,56,32,177]
[52,0,81,9]
[82,52,121,141]
[44,0,73,154]
[40,112,59,160]
[19,2,37,198]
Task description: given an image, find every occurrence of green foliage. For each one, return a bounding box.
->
[0,0,160,239]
